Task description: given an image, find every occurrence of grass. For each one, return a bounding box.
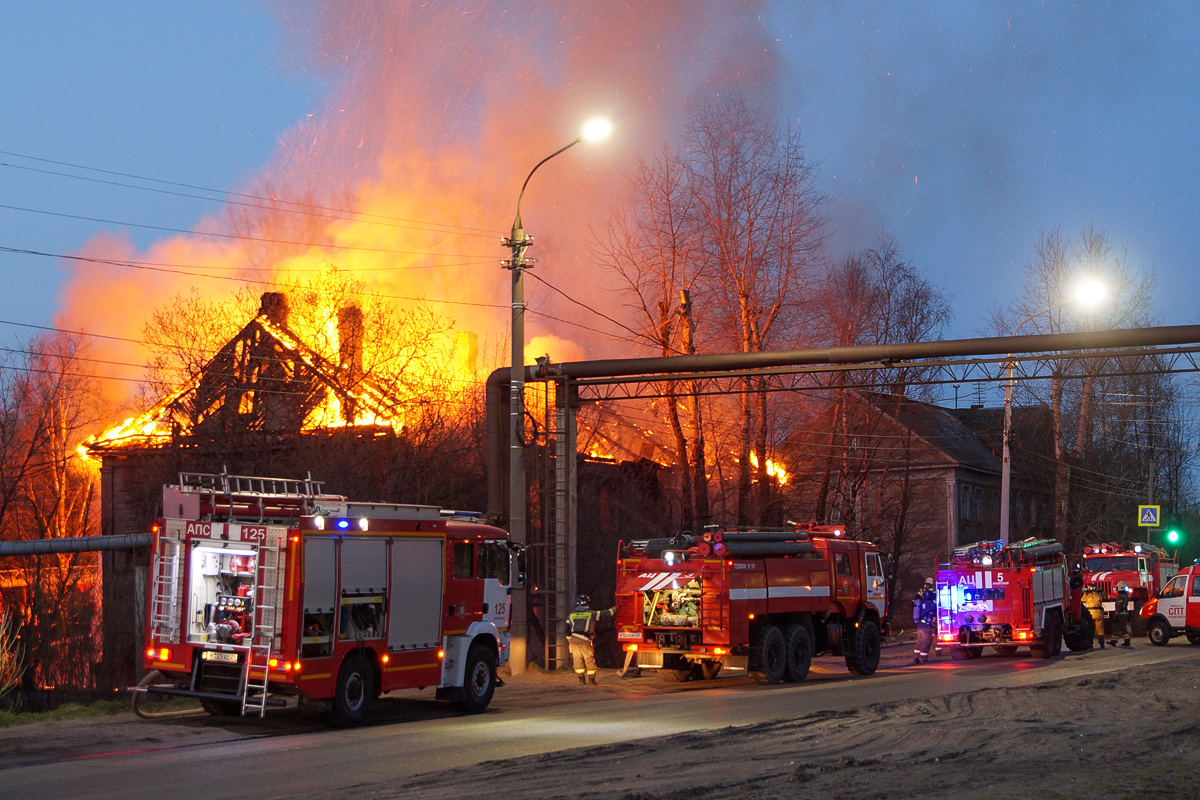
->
[0,696,198,727]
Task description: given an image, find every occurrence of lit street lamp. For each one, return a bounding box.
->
[502,118,611,673]
[999,278,1107,544]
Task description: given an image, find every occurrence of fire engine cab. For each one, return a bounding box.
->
[1081,542,1178,625]
[134,472,523,725]
[1140,561,1200,646]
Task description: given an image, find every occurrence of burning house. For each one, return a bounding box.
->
[84,291,487,685]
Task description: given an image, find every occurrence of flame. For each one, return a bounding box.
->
[748,451,790,486]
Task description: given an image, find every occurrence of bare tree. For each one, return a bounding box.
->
[598,147,710,528]
[988,224,1156,548]
[684,95,827,524]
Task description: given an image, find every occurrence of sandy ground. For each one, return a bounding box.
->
[3,642,1199,799]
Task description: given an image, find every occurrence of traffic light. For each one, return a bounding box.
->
[1165,514,1183,545]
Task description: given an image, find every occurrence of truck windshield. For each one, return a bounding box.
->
[1085,557,1109,571]
[1110,556,1137,571]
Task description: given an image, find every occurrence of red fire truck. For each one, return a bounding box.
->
[614,523,889,684]
[134,472,523,725]
[1140,560,1200,646]
[1081,541,1178,604]
[935,538,1093,658]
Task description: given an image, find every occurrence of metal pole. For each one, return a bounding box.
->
[999,356,1014,545]
[506,228,529,675]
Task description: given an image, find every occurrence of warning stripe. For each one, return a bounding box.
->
[636,572,697,592]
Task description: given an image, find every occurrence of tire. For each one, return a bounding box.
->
[845,620,881,676]
[1032,614,1062,659]
[994,645,1019,656]
[658,668,692,682]
[199,698,242,717]
[1064,610,1096,652]
[1148,619,1172,647]
[950,646,972,661]
[782,623,813,683]
[333,653,376,727]
[452,642,497,714]
[700,660,723,680]
[753,625,786,684]
[1186,633,1200,646]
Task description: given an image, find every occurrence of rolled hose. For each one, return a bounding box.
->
[131,670,203,719]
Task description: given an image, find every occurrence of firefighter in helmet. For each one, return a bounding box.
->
[1109,581,1133,648]
[567,594,614,684]
[1081,582,1105,649]
[913,577,937,664]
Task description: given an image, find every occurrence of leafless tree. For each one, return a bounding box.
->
[684,95,827,524]
[987,224,1157,549]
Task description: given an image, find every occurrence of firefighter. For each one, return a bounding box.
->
[1109,581,1133,648]
[1081,582,1105,649]
[913,577,937,664]
[567,594,614,684]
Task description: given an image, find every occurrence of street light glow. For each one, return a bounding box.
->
[581,117,613,141]
[1073,278,1108,309]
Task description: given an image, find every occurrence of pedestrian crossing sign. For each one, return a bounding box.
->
[1138,505,1160,527]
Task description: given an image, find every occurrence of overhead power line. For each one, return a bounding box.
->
[0,149,497,238]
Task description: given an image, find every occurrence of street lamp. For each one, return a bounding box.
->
[502,118,611,674]
[999,278,1107,544]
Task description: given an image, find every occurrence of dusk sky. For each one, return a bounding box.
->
[1,3,1196,407]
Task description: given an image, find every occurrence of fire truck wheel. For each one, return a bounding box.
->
[753,625,787,684]
[950,646,972,661]
[1186,633,1200,646]
[199,698,241,717]
[845,620,881,676]
[994,645,1019,656]
[782,624,813,682]
[1064,610,1096,652]
[1033,613,1062,658]
[333,653,376,727]
[700,660,723,680]
[1147,619,1172,646]
[453,642,497,713]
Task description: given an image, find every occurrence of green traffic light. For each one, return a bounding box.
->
[1166,529,1181,544]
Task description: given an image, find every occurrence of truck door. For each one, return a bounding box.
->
[1189,573,1200,629]
[478,541,512,630]
[1157,573,1188,630]
[864,552,886,618]
[833,548,860,609]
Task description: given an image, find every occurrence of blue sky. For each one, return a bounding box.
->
[0,3,1196,404]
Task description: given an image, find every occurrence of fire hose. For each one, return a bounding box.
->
[131,670,204,719]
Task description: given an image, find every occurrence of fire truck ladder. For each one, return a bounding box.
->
[241,540,284,717]
[148,533,183,644]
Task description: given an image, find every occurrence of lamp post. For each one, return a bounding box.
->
[502,118,611,674]
[999,278,1107,544]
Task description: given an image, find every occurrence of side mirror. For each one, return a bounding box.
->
[509,545,527,590]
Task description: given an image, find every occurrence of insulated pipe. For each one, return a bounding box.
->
[514,325,1200,382]
[487,325,1200,520]
[0,533,152,556]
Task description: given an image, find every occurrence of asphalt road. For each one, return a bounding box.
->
[7,644,1195,800]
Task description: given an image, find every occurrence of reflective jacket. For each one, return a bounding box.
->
[568,607,614,640]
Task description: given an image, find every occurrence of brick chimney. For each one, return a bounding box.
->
[338,305,364,385]
[259,292,289,326]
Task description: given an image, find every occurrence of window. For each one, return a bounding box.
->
[453,542,474,579]
[1161,575,1186,599]
[477,542,510,582]
[1191,576,1200,598]
[960,485,971,521]
[1111,557,1137,571]
[835,551,852,577]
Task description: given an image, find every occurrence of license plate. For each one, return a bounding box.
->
[617,630,641,640]
[201,650,239,664]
